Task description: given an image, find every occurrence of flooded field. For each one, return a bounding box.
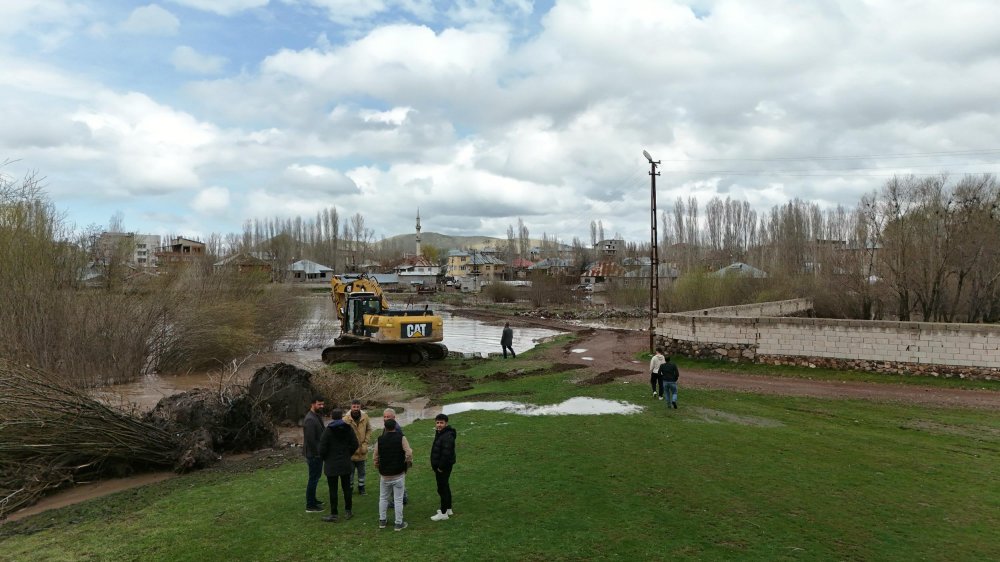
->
[103,298,563,410]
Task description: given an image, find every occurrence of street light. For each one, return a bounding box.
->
[643,149,660,353]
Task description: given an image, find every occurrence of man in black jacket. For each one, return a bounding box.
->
[429,413,457,521]
[658,357,681,409]
[501,322,515,358]
[319,409,359,522]
[303,396,325,513]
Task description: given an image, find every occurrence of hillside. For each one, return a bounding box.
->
[383,232,510,251]
[382,232,568,252]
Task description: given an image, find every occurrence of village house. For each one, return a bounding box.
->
[155,237,206,269]
[289,259,335,282]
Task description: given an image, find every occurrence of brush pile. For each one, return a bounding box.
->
[0,360,180,519]
[0,360,278,520]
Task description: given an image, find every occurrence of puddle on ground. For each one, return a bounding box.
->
[686,407,785,428]
[442,397,643,416]
[4,472,176,523]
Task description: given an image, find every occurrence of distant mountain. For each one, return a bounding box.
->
[382,232,510,251]
[381,232,575,253]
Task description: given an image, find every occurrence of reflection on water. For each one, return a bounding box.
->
[277,298,564,355]
[434,309,562,354]
[442,397,643,416]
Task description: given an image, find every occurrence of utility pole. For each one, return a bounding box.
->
[643,150,660,354]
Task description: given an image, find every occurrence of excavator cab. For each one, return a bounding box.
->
[346,294,382,336]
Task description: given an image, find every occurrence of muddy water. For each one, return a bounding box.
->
[436,308,562,355]
[101,299,563,411]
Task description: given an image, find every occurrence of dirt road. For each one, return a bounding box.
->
[475,310,1000,410]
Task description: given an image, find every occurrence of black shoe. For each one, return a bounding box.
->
[344,510,353,520]
[306,505,324,513]
[358,486,367,496]
[322,514,339,523]
[672,402,678,409]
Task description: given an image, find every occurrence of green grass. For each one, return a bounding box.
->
[636,353,1000,392]
[3,356,999,561]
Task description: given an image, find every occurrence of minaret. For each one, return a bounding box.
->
[415,209,422,257]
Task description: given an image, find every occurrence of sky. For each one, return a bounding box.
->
[3,0,1000,245]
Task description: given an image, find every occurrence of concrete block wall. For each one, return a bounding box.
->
[657,299,1000,379]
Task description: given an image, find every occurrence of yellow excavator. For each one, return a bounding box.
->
[321,273,448,365]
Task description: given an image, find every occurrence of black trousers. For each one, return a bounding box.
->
[326,473,352,514]
[435,466,453,512]
[502,344,515,358]
[650,372,663,396]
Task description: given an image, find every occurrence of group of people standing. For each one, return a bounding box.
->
[648,348,680,409]
[303,398,457,531]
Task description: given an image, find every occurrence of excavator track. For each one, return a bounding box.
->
[321,342,449,366]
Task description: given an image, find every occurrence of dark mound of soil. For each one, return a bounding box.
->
[485,362,586,382]
[144,389,277,470]
[248,363,318,424]
[580,368,642,386]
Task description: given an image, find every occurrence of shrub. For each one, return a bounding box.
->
[483,282,517,303]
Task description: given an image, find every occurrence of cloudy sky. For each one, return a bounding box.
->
[3,0,1000,244]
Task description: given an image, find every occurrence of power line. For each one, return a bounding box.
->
[662,169,998,178]
[659,148,1000,162]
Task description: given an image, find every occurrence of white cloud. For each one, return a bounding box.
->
[168,0,269,16]
[192,186,231,213]
[71,91,219,192]
[122,4,180,36]
[359,107,411,126]
[0,1,91,37]
[282,163,360,195]
[170,46,227,74]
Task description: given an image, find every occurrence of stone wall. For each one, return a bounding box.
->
[656,299,1000,380]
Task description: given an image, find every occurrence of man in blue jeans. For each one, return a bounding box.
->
[658,357,680,409]
[303,396,326,512]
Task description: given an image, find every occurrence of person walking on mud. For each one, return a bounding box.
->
[649,348,666,399]
[319,408,360,522]
[658,356,680,409]
[374,419,413,531]
[501,322,516,358]
[303,396,326,513]
[429,413,457,522]
[345,399,372,496]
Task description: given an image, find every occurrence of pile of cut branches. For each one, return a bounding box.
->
[0,361,180,520]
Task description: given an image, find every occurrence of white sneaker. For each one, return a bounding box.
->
[430,510,449,521]
[445,509,454,516]
[652,392,657,398]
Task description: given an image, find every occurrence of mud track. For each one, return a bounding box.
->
[452,309,1000,410]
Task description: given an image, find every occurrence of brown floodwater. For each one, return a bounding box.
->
[97,298,564,412]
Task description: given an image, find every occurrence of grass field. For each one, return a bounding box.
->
[2,350,998,561]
